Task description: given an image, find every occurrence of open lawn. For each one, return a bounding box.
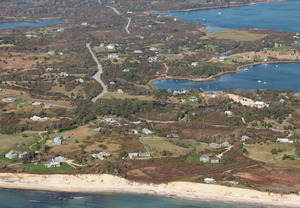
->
[102,92,155,101]
[27,162,75,173]
[140,136,188,157]
[0,133,39,150]
[203,30,266,41]
[245,142,296,162]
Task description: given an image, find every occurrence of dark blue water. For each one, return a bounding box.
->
[16,3,33,6]
[0,20,64,30]
[162,0,300,33]
[0,189,263,208]
[153,63,300,91]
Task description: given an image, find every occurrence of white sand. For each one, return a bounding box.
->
[0,173,299,207]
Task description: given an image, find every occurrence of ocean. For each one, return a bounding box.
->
[0,189,263,208]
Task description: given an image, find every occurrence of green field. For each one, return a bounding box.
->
[245,142,297,162]
[140,137,188,157]
[27,162,75,173]
[0,133,39,151]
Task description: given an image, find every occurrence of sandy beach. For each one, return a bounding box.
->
[0,173,299,207]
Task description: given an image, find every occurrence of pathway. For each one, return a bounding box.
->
[105,5,120,15]
[162,63,170,77]
[125,17,131,34]
[29,132,45,151]
[86,43,108,103]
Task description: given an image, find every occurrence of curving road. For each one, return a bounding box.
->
[86,43,108,103]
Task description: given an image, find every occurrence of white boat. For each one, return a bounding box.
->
[264,82,267,84]
[258,80,262,83]
[218,12,222,15]
[244,68,249,71]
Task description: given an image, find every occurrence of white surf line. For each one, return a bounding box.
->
[86,43,108,103]
[125,17,131,34]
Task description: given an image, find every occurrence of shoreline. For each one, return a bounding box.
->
[149,60,300,89]
[0,173,299,207]
[149,0,286,13]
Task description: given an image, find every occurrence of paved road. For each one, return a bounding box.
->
[125,17,131,34]
[86,43,108,103]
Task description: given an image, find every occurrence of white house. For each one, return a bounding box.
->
[5,150,28,159]
[277,138,297,143]
[44,161,61,168]
[48,50,55,55]
[53,136,63,145]
[122,69,130,72]
[191,62,199,66]
[2,97,17,102]
[189,97,198,102]
[204,178,215,183]
[209,143,221,149]
[108,54,119,59]
[106,44,115,50]
[59,72,69,77]
[142,128,153,135]
[224,111,232,116]
[254,101,265,107]
[81,22,88,26]
[241,135,251,141]
[128,153,139,159]
[30,115,48,121]
[134,50,142,54]
[54,156,68,163]
[92,152,111,160]
[117,89,124,94]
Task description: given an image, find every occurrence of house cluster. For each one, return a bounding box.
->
[128,152,151,159]
[5,150,28,159]
[277,138,297,143]
[209,142,229,149]
[92,152,111,160]
[229,94,269,108]
[2,97,17,102]
[44,156,68,168]
[200,153,220,163]
[30,115,48,121]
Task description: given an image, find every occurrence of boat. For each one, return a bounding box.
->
[264,82,267,84]
[244,68,249,72]
[218,12,222,15]
[258,80,262,83]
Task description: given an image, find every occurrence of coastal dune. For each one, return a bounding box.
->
[0,173,299,207]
